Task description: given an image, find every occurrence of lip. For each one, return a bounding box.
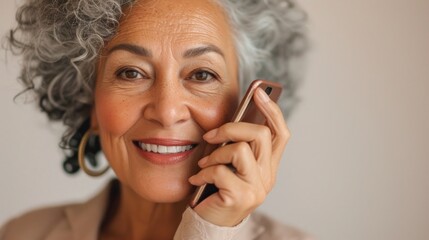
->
[133,138,198,165]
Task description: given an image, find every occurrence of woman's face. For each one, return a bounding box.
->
[92,0,239,202]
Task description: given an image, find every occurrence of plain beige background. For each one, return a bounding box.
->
[1,0,428,239]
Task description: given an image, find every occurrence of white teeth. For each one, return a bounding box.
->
[158,145,167,154]
[151,144,158,152]
[167,146,177,153]
[139,143,193,154]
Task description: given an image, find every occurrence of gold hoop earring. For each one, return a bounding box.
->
[78,130,109,177]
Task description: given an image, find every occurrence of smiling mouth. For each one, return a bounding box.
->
[133,141,197,154]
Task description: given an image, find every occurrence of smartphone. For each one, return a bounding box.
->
[189,79,282,208]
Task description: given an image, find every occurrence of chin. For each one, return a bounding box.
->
[125,172,196,203]
[158,187,194,203]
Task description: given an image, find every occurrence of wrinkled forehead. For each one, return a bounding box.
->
[110,0,234,48]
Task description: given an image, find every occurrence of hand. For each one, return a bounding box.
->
[188,88,290,227]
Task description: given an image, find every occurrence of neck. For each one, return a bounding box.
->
[100,180,189,240]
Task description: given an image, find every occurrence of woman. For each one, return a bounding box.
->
[1,0,308,239]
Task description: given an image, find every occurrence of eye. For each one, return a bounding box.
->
[116,67,146,80]
[189,69,217,82]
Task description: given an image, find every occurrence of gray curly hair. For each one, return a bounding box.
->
[7,0,306,150]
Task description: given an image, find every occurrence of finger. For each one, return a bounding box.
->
[189,165,265,211]
[203,122,272,166]
[198,142,258,179]
[253,88,290,166]
[203,122,272,145]
[254,88,289,144]
[189,164,244,188]
[198,141,275,193]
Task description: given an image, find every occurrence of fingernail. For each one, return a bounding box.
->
[198,157,208,167]
[256,88,270,103]
[188,175,196,184]
[204,129,218,139]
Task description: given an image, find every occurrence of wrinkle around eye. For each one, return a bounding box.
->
[182,77,227,99]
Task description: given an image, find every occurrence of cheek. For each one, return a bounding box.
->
[192,92,238,131]
[94,90,140,135]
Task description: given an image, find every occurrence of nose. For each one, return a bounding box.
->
[142,82,191,127]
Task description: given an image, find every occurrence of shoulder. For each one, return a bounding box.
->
[0,181,112,240]
[0,204,72,240]
[246,211,314,240]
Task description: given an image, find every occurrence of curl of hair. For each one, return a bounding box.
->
[7,0,133,150]
[218,0,307,117]
[7,0,306,172]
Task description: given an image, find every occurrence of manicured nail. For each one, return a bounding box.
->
[256,88,270,103]
[204,129,218,139]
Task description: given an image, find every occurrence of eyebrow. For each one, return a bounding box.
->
[108,44,153,57]
[107,43,224,59]
[183,44,225,58]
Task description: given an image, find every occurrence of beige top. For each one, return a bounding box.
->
[0,181,312,240]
